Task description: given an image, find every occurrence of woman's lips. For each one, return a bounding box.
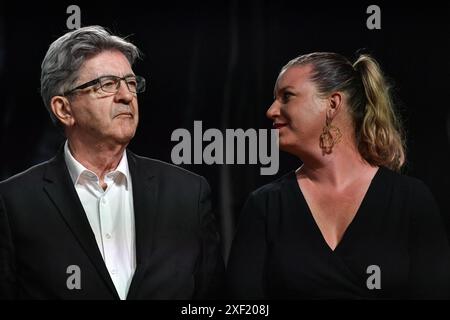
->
[273,123,287,129]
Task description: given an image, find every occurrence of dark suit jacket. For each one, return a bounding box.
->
[0,147,224,299]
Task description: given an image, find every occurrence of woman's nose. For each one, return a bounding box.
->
[266,100,280,120]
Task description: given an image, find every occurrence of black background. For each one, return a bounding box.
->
[0,0,449,259]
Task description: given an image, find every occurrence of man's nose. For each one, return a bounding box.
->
[114,80,134,104]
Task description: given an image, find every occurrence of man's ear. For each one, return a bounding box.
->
[50,96,75,127]
[327,92,343,121]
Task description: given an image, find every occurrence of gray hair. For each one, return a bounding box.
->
[40,25,142,126]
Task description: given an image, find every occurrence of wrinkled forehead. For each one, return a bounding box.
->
[78,50,134,80]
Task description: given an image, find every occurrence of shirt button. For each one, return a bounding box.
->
[110,269,117,275]
[105,233,112,239]
[101,198,106,204]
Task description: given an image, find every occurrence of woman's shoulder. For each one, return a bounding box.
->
[379,166,433,195]
[249,170,296,200]
[378,166,438,212]
[239,171,297,217]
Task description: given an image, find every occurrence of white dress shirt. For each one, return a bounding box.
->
[64,141,136,300]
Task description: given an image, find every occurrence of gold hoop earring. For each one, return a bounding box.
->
[319,116,342,155]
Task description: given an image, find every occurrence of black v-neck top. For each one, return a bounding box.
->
[226,167,450,299]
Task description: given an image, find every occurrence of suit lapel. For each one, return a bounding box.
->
[126,151,159,299]
[42,147,119,299]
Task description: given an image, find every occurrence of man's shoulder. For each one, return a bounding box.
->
[129,152,207,184]
[0,159,53,191]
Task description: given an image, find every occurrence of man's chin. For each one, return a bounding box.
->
[116,135,134,145]
[112,130,136,146]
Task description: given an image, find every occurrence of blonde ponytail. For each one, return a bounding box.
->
[353,55,405,171]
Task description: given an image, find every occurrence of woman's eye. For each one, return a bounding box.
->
[282,92,293,102]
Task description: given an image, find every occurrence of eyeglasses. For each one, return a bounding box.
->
[64,75,146,96]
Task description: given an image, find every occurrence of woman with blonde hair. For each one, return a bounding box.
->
[226,52,450,299]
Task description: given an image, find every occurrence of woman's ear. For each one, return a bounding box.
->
[327,92,343,120]
[50,96,75,127]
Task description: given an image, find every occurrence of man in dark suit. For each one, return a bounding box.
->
[0,26,224,299]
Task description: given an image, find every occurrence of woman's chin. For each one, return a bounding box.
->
[278,138,307,157]
[278,140,294,153]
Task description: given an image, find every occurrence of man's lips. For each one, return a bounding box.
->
[273,123,287,129]
[115,112,133,118]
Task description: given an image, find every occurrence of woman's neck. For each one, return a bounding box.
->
[296,139,377,190]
